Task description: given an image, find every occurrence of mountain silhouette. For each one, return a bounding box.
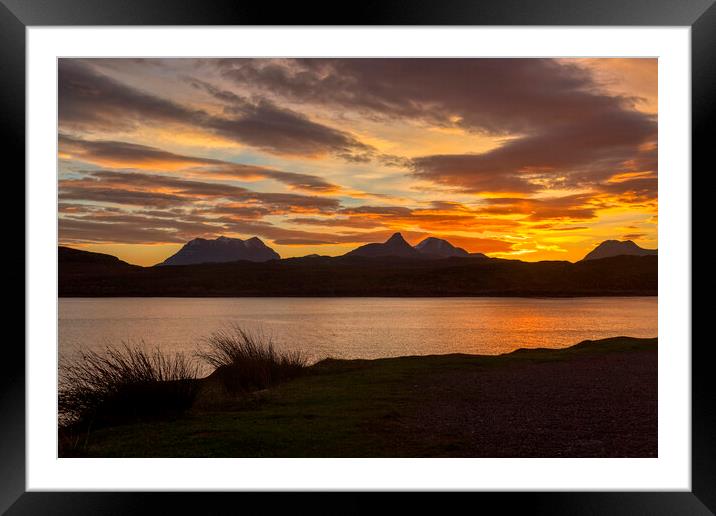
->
[344,232,420,258]
[415,237,470,258]
[59,246,138,270]
[581,240,657,261]
[59,246,657,297]
[160,236,280,266]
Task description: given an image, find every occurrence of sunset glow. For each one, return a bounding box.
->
[58,58,657,265]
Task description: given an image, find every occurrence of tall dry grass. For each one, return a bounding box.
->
[59,344,200,428]
[197,326,308,393]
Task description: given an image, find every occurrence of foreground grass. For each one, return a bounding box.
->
[59,345,200,429]
[69,337,657,458]
[197,325,308,393]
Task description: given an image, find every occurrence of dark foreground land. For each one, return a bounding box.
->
[64,337,657,457]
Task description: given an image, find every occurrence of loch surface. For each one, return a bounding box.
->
[59,297,658,368]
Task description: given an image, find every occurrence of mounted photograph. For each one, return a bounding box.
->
[57,57,658,458]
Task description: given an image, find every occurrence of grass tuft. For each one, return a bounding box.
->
[59,344,200,429]
[197,325,308,393]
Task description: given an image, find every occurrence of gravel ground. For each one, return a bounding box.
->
[397,349,657,457]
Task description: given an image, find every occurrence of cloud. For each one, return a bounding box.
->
[597,176,658,204]
[286,217,383,229]
[59,170,342,213]
[59,60,371,159]
[59,199,347,246]
[216,58,657,198]
[59,186,193,208]
[411,107,655,194]
[216,59,647,134]
[59,134,340,192]
[188,78,374,158]
[59,208,227,244]
[412,154,538,194]
[338,205,414,217]
[59,134,225,169]
[195,205,272,220]
[476,195,600,221]
[332,204,521,233]
[530,224,590,231]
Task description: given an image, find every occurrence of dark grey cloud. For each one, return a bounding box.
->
[188,78,373,158]
[58,199,419,247]
[216,58,657,197]
[59,201,229,244]
[59,59,196,132]
[530,224,590,231]
[216,59,645,133]
[59,60,371,158]
[286,217,382,229]
[338,205,413,217]
[59,134,340,192]
[60,218,184,244]
[285,203,522,234]
[411,107,656,194]
[59,214,227,245]
[59,170,341,213]
[196,206,273,220]
[59,186,193,208]
[58,195,342,246]
[59,134,224,167]
[596,176,658,204]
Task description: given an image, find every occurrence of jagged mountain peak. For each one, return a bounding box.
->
[386,232,408,244]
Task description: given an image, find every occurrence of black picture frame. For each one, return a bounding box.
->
[4,0,713,513]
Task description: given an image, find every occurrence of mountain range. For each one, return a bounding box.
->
[155,233,654,266]
[156,233,486,266]
[58,234,657,297]
[345,233,479,259]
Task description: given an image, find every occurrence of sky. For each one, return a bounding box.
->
[58,58,657,266]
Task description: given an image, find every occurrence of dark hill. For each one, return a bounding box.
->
[59,248,657,297]
[59,246,138,271]
[59,246,141,295]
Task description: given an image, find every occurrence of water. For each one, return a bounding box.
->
[59,297,657,371]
